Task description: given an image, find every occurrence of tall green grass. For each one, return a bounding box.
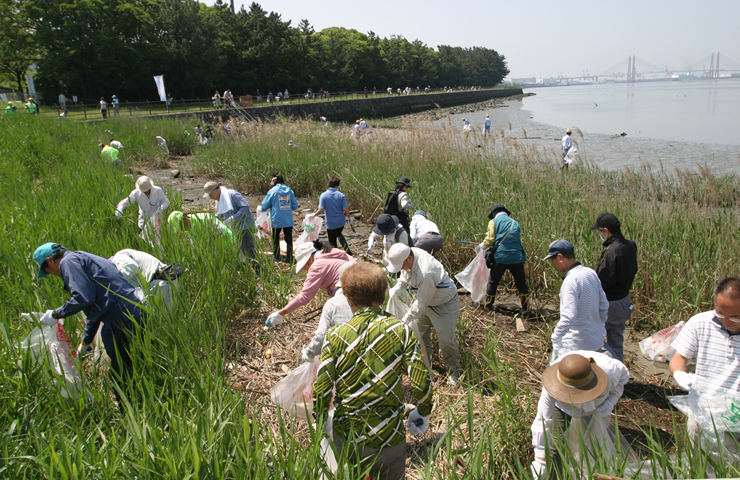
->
[1,115,737,479]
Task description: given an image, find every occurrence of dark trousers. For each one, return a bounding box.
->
[486,262,529,296]
[332,433,406,480]
[327,226,351,253]
[271,227,293,262]
[237,228,261,273]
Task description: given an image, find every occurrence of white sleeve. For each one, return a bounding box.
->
[116,191,136,214]
[531,389,556,458]
[553,280,577,340]
[306,303,336,358]
[398,192,409,211]
[410,220,419,243]
[598,285,609,324]
[157,188,170,211]
[596,357,630,413]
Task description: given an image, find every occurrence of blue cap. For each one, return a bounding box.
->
[543,239,574,261]
[33,242,65,278]
[414,210,426,218]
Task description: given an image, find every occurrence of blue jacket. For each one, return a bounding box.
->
[483,215,526,265]
[217,188,255,232]
[54,251,142,345]
[261,184,298,228]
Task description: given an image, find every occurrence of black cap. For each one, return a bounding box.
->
[373,214,399,235]
[396,177,411,187]
[488,204,511,220]
[590,213,621,231]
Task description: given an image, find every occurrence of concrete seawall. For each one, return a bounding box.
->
[142,88,523,124]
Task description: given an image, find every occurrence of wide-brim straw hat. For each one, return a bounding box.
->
[541,354,608,405]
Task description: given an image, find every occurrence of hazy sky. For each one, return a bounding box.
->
[207,0,740,79]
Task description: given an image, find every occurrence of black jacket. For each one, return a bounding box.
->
[596,233,637,301]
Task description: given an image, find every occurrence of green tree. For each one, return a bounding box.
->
[0,0,39,100]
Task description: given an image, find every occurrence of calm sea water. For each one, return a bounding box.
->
[443,81,740,176]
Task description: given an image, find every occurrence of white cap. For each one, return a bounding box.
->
[386,244,411,273]
[136,176,153,193]
[295,242,318,273]
[336,261,356,288]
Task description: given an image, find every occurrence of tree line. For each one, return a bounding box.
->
[3,0,509,103]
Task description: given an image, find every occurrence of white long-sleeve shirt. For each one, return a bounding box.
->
[304,290,353,359]
[116,186,170,229]
[562,134,572,153]
[552,264,609,357]
[409,214,440,243]
[531,350,630,458]
[394,247,457,323]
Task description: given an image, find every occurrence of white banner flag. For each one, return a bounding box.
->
[153,75,166,102]
[26,75,37,97]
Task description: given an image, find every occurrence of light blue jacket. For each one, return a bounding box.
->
[261,184,298,228]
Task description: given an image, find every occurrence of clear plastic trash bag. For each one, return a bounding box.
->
[455,244,490,304]
[638,321,684,362]
[255,206,272,240]
[271,356,320,421]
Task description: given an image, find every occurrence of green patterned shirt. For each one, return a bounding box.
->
[313,306,433,449]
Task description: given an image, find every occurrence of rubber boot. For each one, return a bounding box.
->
[480,294,495,312]
[520,294,529,312]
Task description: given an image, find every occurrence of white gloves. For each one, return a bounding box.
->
[77,343,93,358]
[301,348,313,364]
[388,285,402,300]
[530,459,547,479]
[22,310,57,326]
[596,400,615,418]
[265,311,285,328]
[367,237,376,252]
[674,371,696,391]
[115,209,123,217]
[406,408,429,435]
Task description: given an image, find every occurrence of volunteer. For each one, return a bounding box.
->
[409,210,443,255]
[260,172,298,263]
[367,214,412,262]
[115,176,170,231]
[29,242,143,386]
[4,101,17,116]
[484,114,491,136]
[383,177,413,236]
[314,176,353,254]
[167,210,234,245]
[265,241,351,328]
[480,204,529,312]
[109,248,180,308]
[203,181,259,270]
[530,351,629,479]
[562,128,573,169]
[313,262,433,480]
[300,261,355,363]
[100,142,120,165]
[386,243,462,384]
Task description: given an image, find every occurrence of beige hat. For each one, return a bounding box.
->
[386,243,411,274]
[202,181,220,198]
[295,242,319,274]
[336,261,356,288]
[541,354,608,405]
[136,176,153,193]
[566,128,572,134]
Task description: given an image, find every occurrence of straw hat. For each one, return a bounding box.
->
[541,354,608,404]
[136,176,153,193]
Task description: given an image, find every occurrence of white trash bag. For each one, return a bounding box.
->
[565,146,578,165]
[319,410,338,478]
[638,321,684,362]
[563,414,636,476]
[455,244,490,305]
[19,321,87,400]
[295,213,324,246]
[254,206,272,240]
[386,291,431,368]
[271,356,320,421]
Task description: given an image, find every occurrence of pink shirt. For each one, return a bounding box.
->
[284,249,352,314]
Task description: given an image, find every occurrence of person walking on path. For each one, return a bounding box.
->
[590,213,637,362]
[99,142,120,165]
[544,239,609,362]
[530,351,629,480]
[260,172,298,263]
[409,210,443,255]
[166,93,173,113]
[484,114,491,136]
[115,176,170,231]
[112,95,120,116]
[99,97,108,119]
[383,176,413,236]
[313,262,433,480]
[314,176,353,254]
[203,181,260,271]
[562,128,573,169]
[462,117,471,132]
[300,261,355,363]
[386,243,462,384]
[58,93,67,113]
[480,204,529,312]
[265,241,352,328]
[212,91,221,108]
[30,242,143,389]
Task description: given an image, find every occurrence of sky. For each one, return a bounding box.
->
[205,0,740,80]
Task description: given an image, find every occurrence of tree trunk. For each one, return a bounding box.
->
[14,71,25,101]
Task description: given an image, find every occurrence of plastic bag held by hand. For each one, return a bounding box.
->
[295,214,324,245]
[270,356,321,421]
[673,371,695,391]
[455,244,490,304]
[639,321,685,362]
[254,206,272,240]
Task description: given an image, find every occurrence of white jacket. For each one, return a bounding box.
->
[394,247,457,322]
[116,186,170,229]
[409,214,440,243]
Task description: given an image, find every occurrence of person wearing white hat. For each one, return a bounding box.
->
[115,176,170,231]
[530,351,629,479]
[386,243,462,384]
[300,261,355,362]
[562,128,573,168]
[265,241,352,328]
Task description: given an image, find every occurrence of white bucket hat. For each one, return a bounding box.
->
[295,242,318,273]
[386,244,411,273]
[136,176,153,193]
